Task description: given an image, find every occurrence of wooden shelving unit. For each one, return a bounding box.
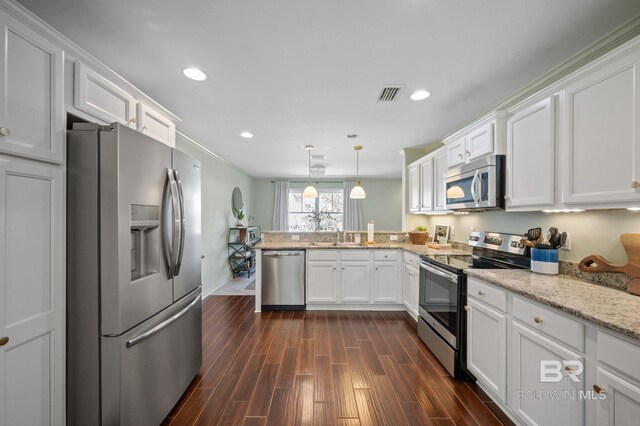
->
[228,226,261,278]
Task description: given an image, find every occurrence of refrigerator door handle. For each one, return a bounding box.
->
[173,169,186,275]
[165,168,181,278]
[125,292,200,348]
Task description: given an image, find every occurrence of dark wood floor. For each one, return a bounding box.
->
[162,295,513,426]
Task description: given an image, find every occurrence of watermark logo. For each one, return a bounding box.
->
[540,360,584,383]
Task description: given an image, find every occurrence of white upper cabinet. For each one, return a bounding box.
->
[138,102,176,147]
[444,113,506,168]
[433,148,449,211]
[408,164,420,213]
[560,45,640,207]
[0,13,63,163]
[447,137,466,167]
[74,62,137,128]
[407,146,449,214]
[466,122,495,161]
[419,158,433,212]
[506,96,556,209]
[73,63,178,147]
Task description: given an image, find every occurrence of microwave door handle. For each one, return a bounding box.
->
[470,171,479,205]
[474,171,483,204]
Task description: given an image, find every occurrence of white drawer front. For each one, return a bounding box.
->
[512,296,584,352]
[598,332,640,383]
[404,252,419,269]
[467,278,507,312]
[374,250,398,261]
[340,250,370,261]
[306,250,339,261]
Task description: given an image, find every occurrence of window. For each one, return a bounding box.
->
[288,188,344,231]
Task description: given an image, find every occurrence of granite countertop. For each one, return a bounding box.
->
[465,269,640,341]
[256,242,469,256]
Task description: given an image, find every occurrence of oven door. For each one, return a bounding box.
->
[418,261,460,348]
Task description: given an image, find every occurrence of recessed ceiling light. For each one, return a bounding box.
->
[240,131,254,138]
[410,90,430,101]
[182,67,207,81]
[346,133,359,139]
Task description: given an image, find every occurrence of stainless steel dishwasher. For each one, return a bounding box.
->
[262,250,305,310]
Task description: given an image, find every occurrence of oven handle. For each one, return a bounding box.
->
[418,261,458,282]
[470,170,480,205]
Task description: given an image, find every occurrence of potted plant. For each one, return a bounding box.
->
[408,226,429,245]
[233,207,245,227]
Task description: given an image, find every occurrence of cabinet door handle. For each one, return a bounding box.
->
[593,384,606,394]
[129,117,137,124]
[142,124,148,131]
[0,127,10,137]
[632,181,640,189]
[458,153,463,159]
[478,290,485,296]
[342,267,345,270]
[466,150,471,156]
[464,305,469,311]
[333,266,336,270]
[376,266,379,270]
[0,336,9,346]
[534,316,543,324]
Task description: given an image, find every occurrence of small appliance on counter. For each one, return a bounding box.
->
[417,230,530,380]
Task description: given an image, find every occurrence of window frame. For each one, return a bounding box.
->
[287,186,344,231]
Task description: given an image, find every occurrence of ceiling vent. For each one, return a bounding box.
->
[311,154,326,160]
[310,165,326,176]
[378,86,403,102]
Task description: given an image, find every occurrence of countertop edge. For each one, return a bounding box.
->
[464,269,640,342]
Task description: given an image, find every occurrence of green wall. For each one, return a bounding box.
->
[175,133,254,295]
[251,178,403,231]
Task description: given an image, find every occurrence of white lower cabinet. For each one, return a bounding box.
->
[0,155,64,426]
[373,261,399,303]
[306,261,338,303]
[340,261,370,303]
[466,297,507,403]
[306,250,402,306]
[595,367,640,425]
[403,263,419,317]
[510,321,584,426]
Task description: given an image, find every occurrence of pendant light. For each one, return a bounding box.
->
[349,145,366,199]
[302,145,318,198]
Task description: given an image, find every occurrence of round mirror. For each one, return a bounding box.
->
[231,187,243,211]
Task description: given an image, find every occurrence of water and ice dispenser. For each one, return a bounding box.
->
[130,204,160,281]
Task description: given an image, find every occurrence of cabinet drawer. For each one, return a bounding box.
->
[404,252,419,269]
[374,250,397,261]
[340,250,370,261]
[306,250,338,261]
[467,278,507,312]
[598,332,640,383]
[512,296,584,352]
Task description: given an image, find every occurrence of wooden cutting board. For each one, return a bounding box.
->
[578,233,640,296]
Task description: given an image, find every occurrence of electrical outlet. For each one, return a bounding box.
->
[450,226,455,236]
[561,233,572,251]
[291,235,300,241]
[390,235,398,241]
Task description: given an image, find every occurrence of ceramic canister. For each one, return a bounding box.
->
[531,248,559,275]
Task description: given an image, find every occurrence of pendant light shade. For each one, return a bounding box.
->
[349,181,366,199]
[303,145,318,199]
[303,184,318,198]
[349,145,366,199]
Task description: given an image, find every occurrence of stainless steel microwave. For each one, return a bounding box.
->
[444,155,505,211]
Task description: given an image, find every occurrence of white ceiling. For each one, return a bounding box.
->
[17,0,640,178]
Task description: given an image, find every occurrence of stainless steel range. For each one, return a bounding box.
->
[417,231,530,380]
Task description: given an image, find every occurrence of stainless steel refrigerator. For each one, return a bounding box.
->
[67,122,202,426]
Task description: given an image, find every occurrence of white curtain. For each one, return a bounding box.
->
[272,181,290,230]
[343,181,363,231]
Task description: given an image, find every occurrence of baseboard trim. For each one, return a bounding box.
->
[202,279,229,299]
[305,304,406,311]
